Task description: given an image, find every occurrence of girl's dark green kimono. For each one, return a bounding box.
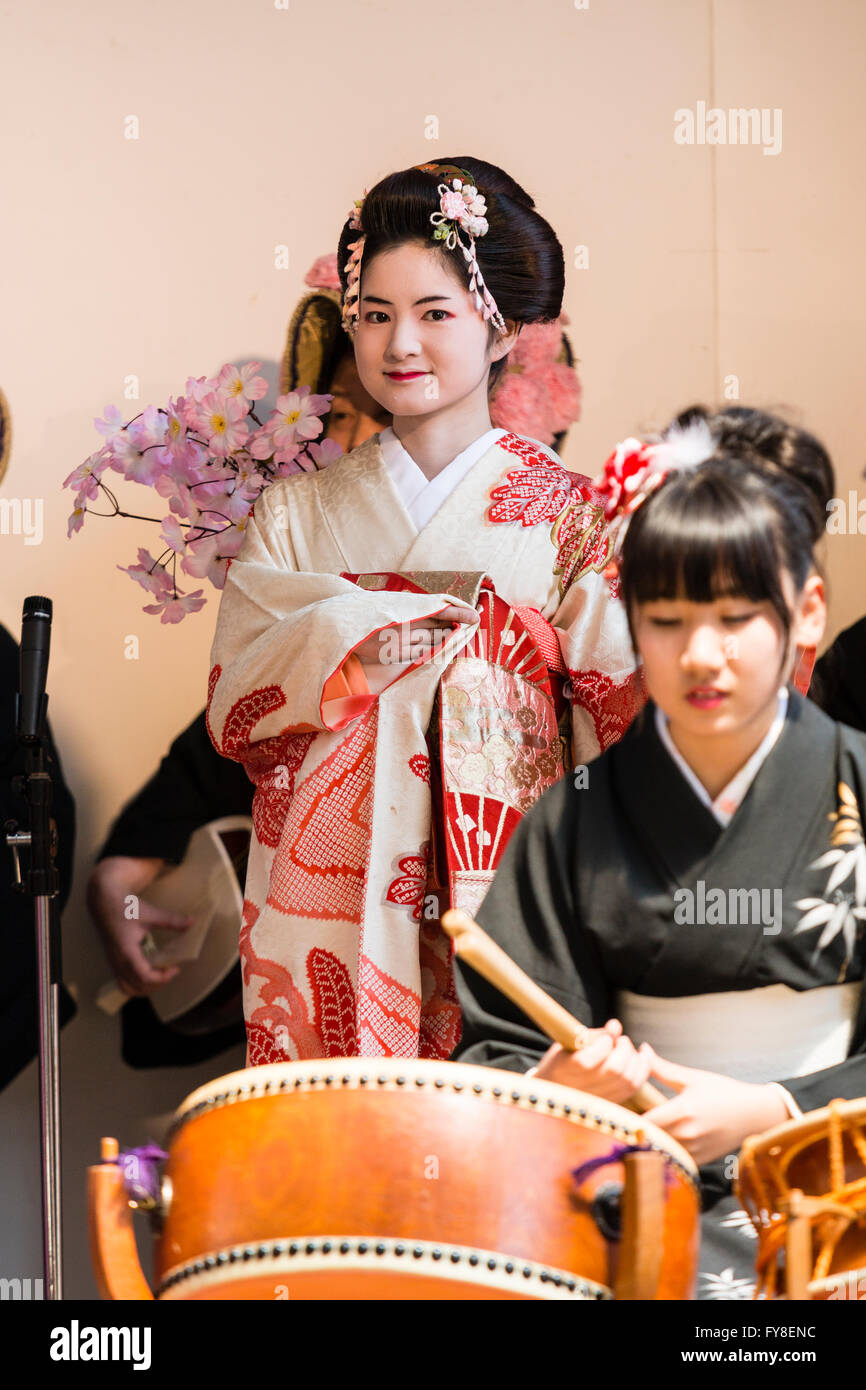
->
[452,686,866,1299]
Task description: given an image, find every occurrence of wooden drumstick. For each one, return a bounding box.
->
[441,908,665,1113]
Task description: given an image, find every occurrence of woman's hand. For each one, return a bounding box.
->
[353,605,475,665]
[86,855,194,996]
[642,1049,791,1165]
[532,1019,655,1105]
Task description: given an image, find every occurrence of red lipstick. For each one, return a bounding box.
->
[685,687,729,709]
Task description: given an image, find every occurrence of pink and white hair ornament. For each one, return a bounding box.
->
[427,174,506,333]
[340,192,367,336]
[595,416,718,553]
[340,165,506,338]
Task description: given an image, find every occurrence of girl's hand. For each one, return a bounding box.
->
[642,1049,791,1165]
[354,605,475,665]
[533,1018,655,1104]
[86,855,194,996]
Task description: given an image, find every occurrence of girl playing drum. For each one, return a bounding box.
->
[454,405,866,1298]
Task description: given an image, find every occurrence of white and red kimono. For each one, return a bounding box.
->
[206,427,641,1065]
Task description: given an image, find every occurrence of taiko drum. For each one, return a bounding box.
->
[89,1058,700,1300]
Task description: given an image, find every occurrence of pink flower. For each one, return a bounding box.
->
[192,392,250,458]
[304,254,340,290]
[184,463,236,499]
[159,397,201,468]
[111,430,166,487]
[509,320,562,372]
[183,374,218,405]
[539,361,582,433]
[105,405,170,486]
[67,504,86,537]
[181,529,238,588]
[179,375,218,430]
[154,472,201,523]
[489,373,556,445]
[117,548,174,597]
[277,452,312,476]
[440,188,468,221]
[306,437,343,470]
[142,590,207,623]
[249,386,332,462]
[233,457,268,497]
[218,520,248,557]
[93,404,126,442]
[128,403,168,451]
[248,424,275,460]
[73,362,337,622]
[63,448,111,499]
[159,515,187,555]
[273,388,329,444]
[198,486,254,525]
[217,361,269,404]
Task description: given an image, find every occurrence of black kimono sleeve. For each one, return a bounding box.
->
[97,709,253,865]
[452,776,612,1074]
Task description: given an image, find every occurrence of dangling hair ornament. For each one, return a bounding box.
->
[340,164,506,338]
[340,192,367,336]
[595,416,717,557]
[426,170,506,333]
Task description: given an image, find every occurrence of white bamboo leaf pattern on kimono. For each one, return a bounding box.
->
[794,781,866,979]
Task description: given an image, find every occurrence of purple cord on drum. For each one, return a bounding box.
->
[571,1143,676,1190]
[110,1144,168,1206]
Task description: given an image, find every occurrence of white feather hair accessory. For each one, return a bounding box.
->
[647,416,717,473]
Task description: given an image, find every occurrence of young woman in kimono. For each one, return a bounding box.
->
[206,158,638,1066]
[453,405,866,1299]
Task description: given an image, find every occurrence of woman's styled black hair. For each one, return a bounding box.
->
[618,404,835,657]
[336,157,565,388]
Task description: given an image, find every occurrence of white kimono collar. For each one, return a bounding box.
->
[654,687,789,826]
[378,424,506,532]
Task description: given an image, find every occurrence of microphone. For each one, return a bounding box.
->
[18,595,53,743]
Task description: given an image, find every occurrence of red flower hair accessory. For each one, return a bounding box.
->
[595,416,717,557]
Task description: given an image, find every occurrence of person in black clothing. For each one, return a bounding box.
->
[88,709,252,1067]
[809,614,866,731]
[0,623,76,1093]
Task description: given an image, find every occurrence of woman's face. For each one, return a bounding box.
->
[632,572,826,739]
[351,241,513,421]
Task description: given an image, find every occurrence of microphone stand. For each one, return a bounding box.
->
[5,615,63,1300]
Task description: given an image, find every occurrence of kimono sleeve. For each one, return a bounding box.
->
[452,778,612,1073]
[97,709,253,865]
[778,1053,866,1112]
[207,483,477,760]
[546,504,645,764]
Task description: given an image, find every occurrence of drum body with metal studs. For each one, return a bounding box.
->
[126,1058,700,1300]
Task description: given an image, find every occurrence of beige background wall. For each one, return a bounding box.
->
[0,0,863,1297]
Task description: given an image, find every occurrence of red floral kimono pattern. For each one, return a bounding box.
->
[489,433,646,754]
[206,429,638,1066]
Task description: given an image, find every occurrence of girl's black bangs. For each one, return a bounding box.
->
[623,475,786,607]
